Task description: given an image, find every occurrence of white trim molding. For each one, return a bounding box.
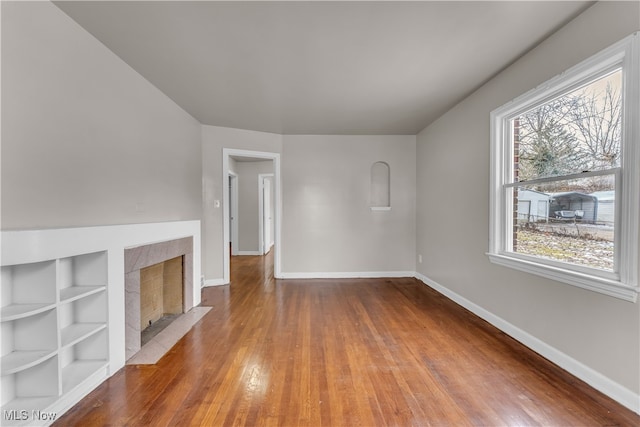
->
[223,148,282,285]
[279,271,415,279]
[235,251,262,256]
[203,278,226,287]
[488,252,638,302]
[414,272,640,415]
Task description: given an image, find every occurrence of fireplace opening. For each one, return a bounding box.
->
[139,256,184,346]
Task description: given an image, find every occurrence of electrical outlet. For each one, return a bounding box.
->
[418,254,423,264]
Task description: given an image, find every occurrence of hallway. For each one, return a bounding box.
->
[56,252,639,426]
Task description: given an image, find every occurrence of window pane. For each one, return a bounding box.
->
[511,174,615,271]
[513,69,622,183]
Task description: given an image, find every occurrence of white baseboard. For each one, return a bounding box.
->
[414,272,640,415]
[235,251,262,256]
[49,365,108,425]
[203,278,227,287]
[279,271,415,279]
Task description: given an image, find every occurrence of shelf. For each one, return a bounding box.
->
[1,396,58,412]
[59,286,105,304]
[1,350,56,375]
[58,252,107,299]
[1,262,56,309]
[61,323,106,348]
[61,360,108,394]
[1,309,58,366]
[0,303,56,322]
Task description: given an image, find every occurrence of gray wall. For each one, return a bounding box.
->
[1,1,202,229]
[203,131,416,279]
[416,1,639,395]
[201,125,282,280]
[282,135,416,274]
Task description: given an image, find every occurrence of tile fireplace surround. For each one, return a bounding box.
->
[124,237,194,361]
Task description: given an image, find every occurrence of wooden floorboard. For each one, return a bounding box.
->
[55,251,640,426]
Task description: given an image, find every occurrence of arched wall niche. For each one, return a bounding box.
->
[370,161,390,209]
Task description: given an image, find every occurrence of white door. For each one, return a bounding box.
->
[517,200,531,222]
[229,173,238,255]
[537,200,548,222]
[263,178,272,254]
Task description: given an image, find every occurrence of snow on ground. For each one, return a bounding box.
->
[515,228,614,271]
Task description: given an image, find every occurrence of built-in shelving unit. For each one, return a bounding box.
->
[1,220,201,426]
[1,252,108,426]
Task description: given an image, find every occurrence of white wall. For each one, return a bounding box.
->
[416,1,639,405]
[282,135,416,276]
[1,1,202,230]
[201,126,282,280]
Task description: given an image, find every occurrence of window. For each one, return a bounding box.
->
[489,33,639,302]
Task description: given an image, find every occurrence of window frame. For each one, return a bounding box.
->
[489,33,640,302]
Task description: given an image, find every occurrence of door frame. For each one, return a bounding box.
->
[222,148,281,284]
[228,171,239,256]
[258,173,274,255]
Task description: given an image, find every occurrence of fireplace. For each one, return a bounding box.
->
[139,255,184,345]
[124,237,194,361]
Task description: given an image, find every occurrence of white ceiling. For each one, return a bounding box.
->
[54,1,592,135]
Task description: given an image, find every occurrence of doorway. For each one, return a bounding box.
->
[222,149,281,284]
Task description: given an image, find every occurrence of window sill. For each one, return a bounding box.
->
[487,252,639,302]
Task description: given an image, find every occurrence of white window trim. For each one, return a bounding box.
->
[488,33,640,302]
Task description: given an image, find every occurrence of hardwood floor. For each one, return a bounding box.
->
[56,251,640,426]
